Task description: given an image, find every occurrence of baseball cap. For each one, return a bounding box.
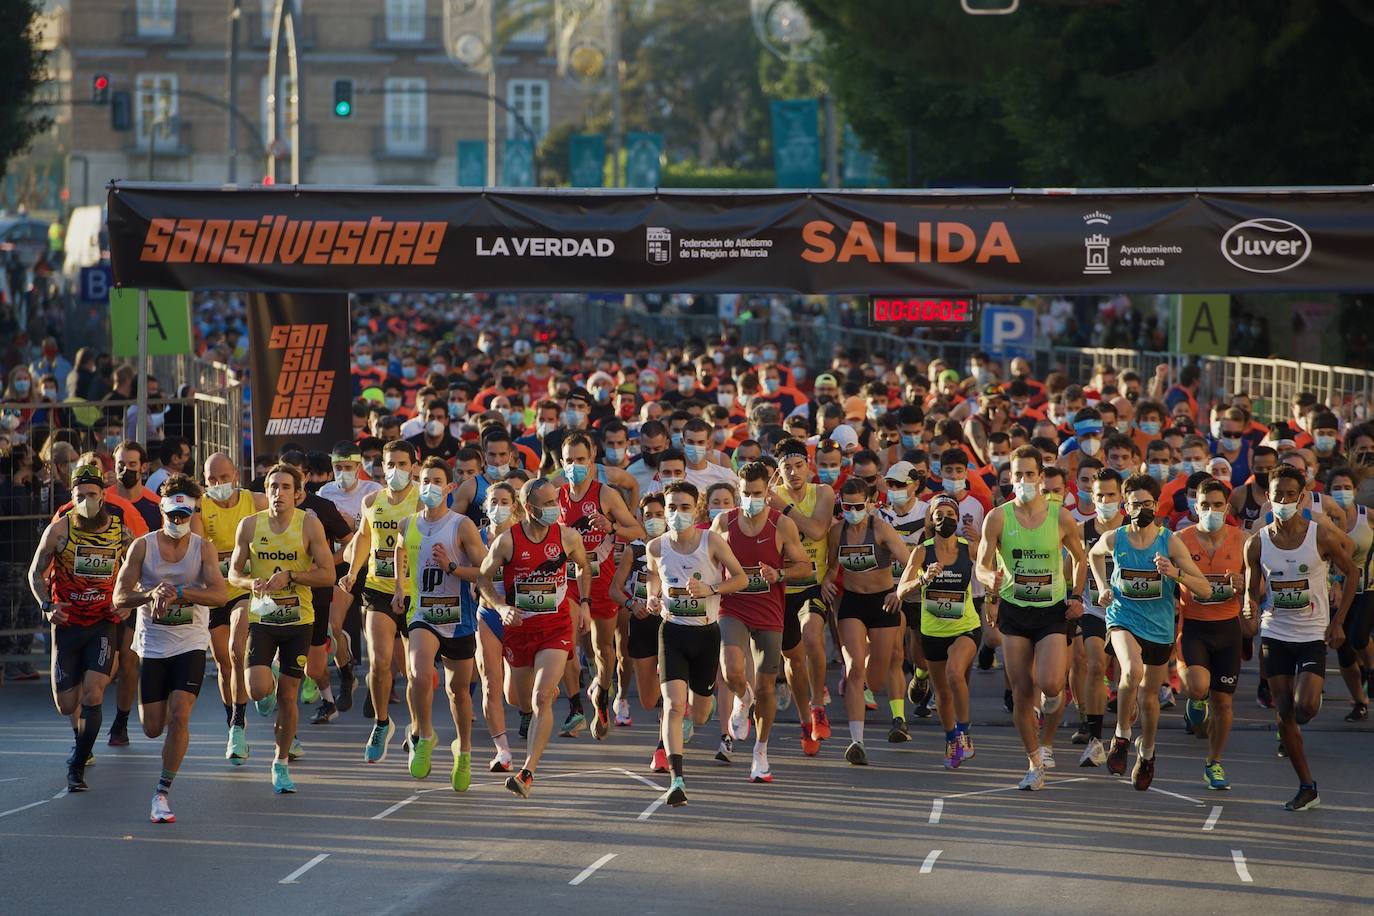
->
[938,369,962,385]
[814,373,839,389]
[827,424,859,449]
[884,460,917,483]
[843,396,866,421]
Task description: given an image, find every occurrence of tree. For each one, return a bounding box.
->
[0,1,50,184]
[795,1,1374,187]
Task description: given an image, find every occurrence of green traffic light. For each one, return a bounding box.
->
[335,100,351,117]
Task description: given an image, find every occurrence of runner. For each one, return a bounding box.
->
[645,481,748,806]
[714,461,811,780]
[342,439,420,764]
[475,481,521,772]
[1176,478,1246,789]
[1089,472,1211,790]
[393,457,488,791]
[227,462,336,793]
[770,438,837,749]
[1326,467,1373,719]
[559,431,645,740]
[609,492,670,771]
[477,478,593,798]
[821,476,911,764]
[195,452,265,765]
[1246,465,1358,810]
[28,463,133,791]
[896,495,982,769]
[112,477,227,822]
[1075,468,1124,767]
[880,459,931,723]
[976,445,1089,791]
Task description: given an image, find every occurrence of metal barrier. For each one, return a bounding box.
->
[0,512,51,669]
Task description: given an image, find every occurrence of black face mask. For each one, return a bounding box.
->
[1253,471,1270,489]
[118,469,138,490]
[1000,484,1013,499]
[643,450,661,468]
[306,481,323,496]
[1131,507,1156,529]
[935,517,958,539]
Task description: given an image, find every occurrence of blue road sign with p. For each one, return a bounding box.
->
[80,264,113,304]
[982,305,1035,359]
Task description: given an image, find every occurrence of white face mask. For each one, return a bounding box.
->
[385,468,411,491]
[205,483,235,503]
[1095,500,1119,522]
[1197,508,1225,532]
[426,420,445,438]
[76,495,102,518]
[487,503,512,525]
[335,469,358,489]
[164,519,191,539]
[1013,481,1038,504]
[1080,438,1102,456]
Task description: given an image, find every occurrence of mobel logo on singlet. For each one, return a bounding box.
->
[256,550,299,561]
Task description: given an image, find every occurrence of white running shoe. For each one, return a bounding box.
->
[1018,765,1046,791]
[728,689,753,741]
[614,697,632,727]
[1078,737,1107,768]
[1041,692,1064,716]
[1039,745,1057,769]
[149,792,175,823]
[749,757,773,783]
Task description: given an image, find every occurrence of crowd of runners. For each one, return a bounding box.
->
[24,296,1374,824]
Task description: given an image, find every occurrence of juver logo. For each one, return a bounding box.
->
[1221,218,1311,274]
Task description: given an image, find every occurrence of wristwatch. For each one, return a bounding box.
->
[40,599,53,620]
[447,561,458,575]
[1068,594,1082,603]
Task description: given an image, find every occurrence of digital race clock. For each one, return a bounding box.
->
[870,296,979,325]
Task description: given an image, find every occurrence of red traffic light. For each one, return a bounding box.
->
[262,175,275,186]
[94,75,109,90]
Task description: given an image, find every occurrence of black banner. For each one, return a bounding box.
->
[246,292,353,465]
[107,183,1374,295]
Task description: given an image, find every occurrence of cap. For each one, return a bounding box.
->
[360,386,385,405]
[827,424,859,449]
[588,371,615,389]
[160,493,196,518]
[884,460,917,483]
[814,373,839,389]
[843,396,866,421]
[71,463,104,488]
[938,369,962,385]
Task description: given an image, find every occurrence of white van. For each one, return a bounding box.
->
[62,205,107,278]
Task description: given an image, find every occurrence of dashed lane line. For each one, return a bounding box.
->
[569,853,617,886]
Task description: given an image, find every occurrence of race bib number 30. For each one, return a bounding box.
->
[513,580,557,613]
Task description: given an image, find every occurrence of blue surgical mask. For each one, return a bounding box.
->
[1147,462,1170,482]
[566,463,589,485]
[1198,508,1224,532]
[384,396,402,412]
[533,352,549,366]
[1012,481,1038,503]
[1179,461,1199,476]
[930,460,942,478]
[487,503,512,525]
[784,350,799,363]
[900,433,920,449]
[942,477,966,495]
[385,468,410,491]
[449,400,467,419]
[1331,489,1355,508]
[13,379,29,395]
[594,387,611,404]
[1315,435,1337,453]
[684,444,706,464]
[707,506,725,520]
[1187,496,1198,514]
[818,467,839,484]
[486,463,509,480]
[1095,500,1119,522]
[563,409,584,428]
[1272,501,1298,522]
[507,409,524,426]
[671,432,683,450]
[678,375,695,392]
[843,509,866,525]
[538,505,561,527]
[762,377,781,394]
[1138,420,1161,436]
[356,354,373,369]
[1220,435,1241,451]
[644,517,666,537]
[401,366,417,380]
[743,495,766,517]
[419,483,446,509]
[604,447,624,465]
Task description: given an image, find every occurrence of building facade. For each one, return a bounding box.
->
[63,0,588,191]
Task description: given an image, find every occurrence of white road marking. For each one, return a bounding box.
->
[371,794,420,821]
[920,850,942,874]
[0,777,24,782]
[928,799,943,824]
[569,853,617,886]
[279,853,330,885]
[0,800,47,818]
[638,795,667,821]
[613,767,662,790]
[942,777,1086,799]
[1203,805,1223,831]
[1231,849,1252,883]
[611,767,669,821]
[1145,785,1204,807]
[52,789,69,800]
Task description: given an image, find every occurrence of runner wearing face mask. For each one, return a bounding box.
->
[1230,445,1278,534]
[341,440,420,764]
[1074,468,1124,765]
[1326,467,1373,720]
[610,493,670,771]
[1057,408,1105,481]
[881,460,933,717]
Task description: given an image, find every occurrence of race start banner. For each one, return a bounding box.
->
[246,292,353,464]
[108,184,1374,295]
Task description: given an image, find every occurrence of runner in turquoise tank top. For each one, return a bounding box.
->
[976,446,1088,792]
[1088,472,1210,793]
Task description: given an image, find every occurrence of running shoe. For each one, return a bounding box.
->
[518,710,532,739]
[1203,760,1230,791]
[907,670,931,707]
[801,726,820,757]
[844,740,869,766]
[505,770,533,798]
[107,720,130,747]
[811,706,832,740]
[301,677,319,705]
[682,716,695,744]
[959,732,975,760]
[614,697,632,727]
[776,682,792,713]
[1131,739,1155,791]
[1283,784,1320,811]
[150,791,175,824]
[337,665,355,713]
[913,694,934,719]
[1256,679,1274,709]
[1158,684,1175,709]
[977,646,996,671]
[666,776,688,807]
[271,761,296,794]
[1344,702,1368,722]
[255,688,277,718]
[887,716,911,743]
[489,751,513,773]
[1185,698,1210,736]
[863,688,877,711]
[226,725,249,765]
[590,685,610,741]
[311,700,338,725]
[1039,745,1056,769]
[451,745,471,792]
[714,735,733,765]
[728,689,753,741]
[66,764,88,792]
[288,736,304,760]
[66,744,95,768]
[1106,736,1130,776]
[364,719,395,764]
[1017,765,1046,791]
[1071,721,1091,745]
[652,746,671,773]
[560,710,587,738]
[1078,737,1107,768]
[749,758,773,783]
[409,734,436,779]
[822,687,832,706]
[944,739,963,770]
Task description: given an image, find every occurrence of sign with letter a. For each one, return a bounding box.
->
[1174,295,1231,356]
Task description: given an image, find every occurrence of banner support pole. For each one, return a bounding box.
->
[137,288,149,446]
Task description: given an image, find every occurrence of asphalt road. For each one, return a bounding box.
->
[1,656,1371,915]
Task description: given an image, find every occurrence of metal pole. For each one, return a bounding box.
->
[609,0,621,187]
[824,93,838,189]
[227,0,241,183]
[486,69,497,185]
[147,119,157,180]
[137,289,149,445]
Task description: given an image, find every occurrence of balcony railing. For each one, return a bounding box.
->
[372,14,442,50]
[121,8,192,45]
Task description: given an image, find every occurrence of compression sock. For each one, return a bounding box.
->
[753,741,769,769]
[669,753,684,778]
[956,720,970,736]
[492,732,510,756]
[223,702,233,726]
[1140,743,1155,760]
[75,704,102,764]
[569,693,584,716]
[157,768,175,794]
[945,728,959,742]
[111,708,129,732]
[1088,714,1104,740]
[848,720,864,744]
[232,704,247,728]
[889,698,904,719]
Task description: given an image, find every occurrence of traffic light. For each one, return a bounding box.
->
[92,73,110,105]
[333,79,353,118]
[111,91,133,131]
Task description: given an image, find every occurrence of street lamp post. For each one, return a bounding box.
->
[227,0,242,183]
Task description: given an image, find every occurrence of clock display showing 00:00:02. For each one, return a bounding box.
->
[871,297,976,323]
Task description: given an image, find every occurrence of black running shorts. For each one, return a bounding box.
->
[140,649,207,704]
[1180,617,1242,694]
[658,620,720,696]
